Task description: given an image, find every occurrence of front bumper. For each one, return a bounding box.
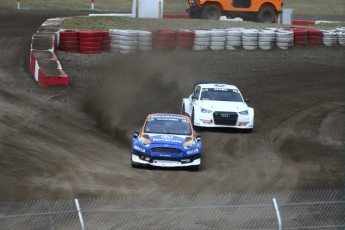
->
[131,152,201,168]
[194,112,253,129]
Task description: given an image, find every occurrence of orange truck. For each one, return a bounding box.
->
[186,0,283,23]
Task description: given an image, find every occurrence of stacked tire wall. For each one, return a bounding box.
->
[30,21,345,89]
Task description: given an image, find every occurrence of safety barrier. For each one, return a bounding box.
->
[30,15,345,88]
[29,18,70,88]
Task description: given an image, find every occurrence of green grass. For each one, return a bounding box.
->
[1,0,344,16]
[1,0,344,30]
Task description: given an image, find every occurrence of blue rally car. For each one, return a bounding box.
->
[131,113,202,170]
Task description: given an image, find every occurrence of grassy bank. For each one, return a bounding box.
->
[1,0,344,16]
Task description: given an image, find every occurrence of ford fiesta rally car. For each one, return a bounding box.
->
[131,113,202,170]
[182,82,254,132]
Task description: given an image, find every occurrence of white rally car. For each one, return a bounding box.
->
[181,82,254,132]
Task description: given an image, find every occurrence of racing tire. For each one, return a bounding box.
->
[257,8,277,23]
[131,162,141,168]
[202,4,221,20]
[191,110,201,131]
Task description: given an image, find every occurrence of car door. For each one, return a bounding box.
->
[189,85,201,112]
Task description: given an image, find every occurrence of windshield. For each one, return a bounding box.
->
[144,115,192,135]
[200,88,243,102]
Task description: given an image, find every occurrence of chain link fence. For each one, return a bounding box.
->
[0,189,344,230]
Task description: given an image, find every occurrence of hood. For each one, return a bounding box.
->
[197,100,248,112]
[148,134,187,145]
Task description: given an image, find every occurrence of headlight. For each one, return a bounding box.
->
[201,108,212,113]
[239,110,248,115]
[184,141,196,149]
[138,137,150,146]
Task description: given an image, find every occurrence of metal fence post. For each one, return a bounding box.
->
[272,198,282,230]
[45,200,55,230]
[75,198,85,230]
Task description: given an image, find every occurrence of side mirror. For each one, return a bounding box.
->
[196,134,202,142]
[134,130,140,138]
[244,98,250,103]
[192,95,198,100]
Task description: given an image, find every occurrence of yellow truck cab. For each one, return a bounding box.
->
[187,0,283,23]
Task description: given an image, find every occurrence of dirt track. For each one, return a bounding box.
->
[0,9,344,201]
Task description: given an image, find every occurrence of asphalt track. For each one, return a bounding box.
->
[0,9,344,201]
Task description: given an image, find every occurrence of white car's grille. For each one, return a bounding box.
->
[213,112,238,125]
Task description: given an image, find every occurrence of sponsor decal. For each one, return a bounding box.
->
[238,122,249,126]
[161,135,173,139]
[152,138,182,144]
[187,148,199,154]
[201,119,213,124]
[214,88,228,91]
[133,145,146,153]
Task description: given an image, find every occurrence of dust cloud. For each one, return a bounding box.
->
[83,51,210,145]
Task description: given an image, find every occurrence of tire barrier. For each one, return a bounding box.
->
[138,30,153,52]
[226,28,243,50]
[57,27,345,59]
[307,29,323,46]
[175,30,194,50]
[30,18,70,88]
[30,18,345,89]
[59,30,79,52]
[109,29,121,52]
[322,30,338,47]
[119,30,138,54]
[242,29,258,50]
[100,30,111,51]
[210,29,226,51]
[193,30,211,51]
[152,29,176,52]
[275,29,294,49]
[79,30,102,54]
[338,29,345,47]
[258,29,276,50]
[290,28,308,47]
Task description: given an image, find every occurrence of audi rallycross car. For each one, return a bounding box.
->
[182,82,254,132]
[131,113,202,170]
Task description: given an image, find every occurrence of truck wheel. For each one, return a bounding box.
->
[257,8,277,23]
[202,4,221,20]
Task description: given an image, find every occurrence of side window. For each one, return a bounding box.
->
[193,86,201,99]
[190,84,198,95]
[233,0,251,8]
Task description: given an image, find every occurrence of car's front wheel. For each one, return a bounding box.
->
[190,164,200,171]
